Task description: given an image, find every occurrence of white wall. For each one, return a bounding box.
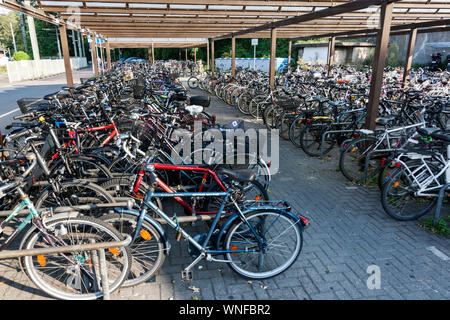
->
[6,57,87,83]
[215,58,288,72]
[302,47,328,64]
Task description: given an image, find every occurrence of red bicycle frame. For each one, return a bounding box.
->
[133,162,228,215]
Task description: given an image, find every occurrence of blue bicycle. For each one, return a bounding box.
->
[101,160,309,286]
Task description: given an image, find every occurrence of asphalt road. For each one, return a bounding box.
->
[0,69,94,132]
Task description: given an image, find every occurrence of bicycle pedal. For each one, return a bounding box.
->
[181,270,193,282]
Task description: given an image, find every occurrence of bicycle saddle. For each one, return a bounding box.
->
[375,116,396,126]
[185,105,203,115]
[417,127,441,136]
[43,91,70,101]
[218,169,256,183]
[429,131,450,143]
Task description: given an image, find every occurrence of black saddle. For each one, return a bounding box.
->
[43,91,70,101]
[218,169,256,183]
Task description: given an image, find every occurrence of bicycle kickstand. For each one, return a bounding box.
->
[181,252,206,282]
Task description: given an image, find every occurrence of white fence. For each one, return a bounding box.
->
[215,58,288,73]
[6,57,88,83]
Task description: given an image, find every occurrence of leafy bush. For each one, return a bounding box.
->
[420,216,450,237]
[13,51,31,61]
[0,65,6,74]
[385,42,400,67]
[363,42,401,67]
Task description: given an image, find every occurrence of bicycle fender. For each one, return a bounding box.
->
[114,208,170,255]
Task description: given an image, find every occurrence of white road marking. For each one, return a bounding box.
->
[426,246,449,261]
[0,108,20,119]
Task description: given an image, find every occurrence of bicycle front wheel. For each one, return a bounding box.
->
[223,209,303,279]
[22,216,132,300]
[381,162,439,220]
[187,76,199,89]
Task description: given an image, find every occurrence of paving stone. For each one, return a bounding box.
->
[0,81,448,300]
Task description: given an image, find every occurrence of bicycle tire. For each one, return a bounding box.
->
[381,161,439,221]
[223,209,303,279]
[100,213,165,287]
[22,215,131,300]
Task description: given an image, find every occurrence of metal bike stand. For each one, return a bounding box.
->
[433,183,450,226]
[98,248,110,300]
[0,201,129,217]
[319,127,360,156]
[0,235,131,300]
[363,148,392,184]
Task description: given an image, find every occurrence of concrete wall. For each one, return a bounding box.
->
[298,46,372,65]
[388,31,450,66]
[7,57,87,83]
[215,58,288,72]
[302,47,328,64]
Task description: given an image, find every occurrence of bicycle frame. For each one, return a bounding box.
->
[133,184,264,256]
[394,148,450,196]
[133,162,228,215]
[0,195,40,251]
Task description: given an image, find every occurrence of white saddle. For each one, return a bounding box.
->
[185,105,203,115]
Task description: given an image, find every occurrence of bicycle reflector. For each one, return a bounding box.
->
[140,230,152,240]
[298,216,309,227]
[37,255,46,267]
[109,248,119,256]
[230,245,238,256]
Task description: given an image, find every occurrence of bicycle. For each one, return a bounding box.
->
[0,151,132,300]
[101,159,308,286]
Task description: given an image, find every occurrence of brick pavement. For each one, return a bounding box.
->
[0,83,448,300]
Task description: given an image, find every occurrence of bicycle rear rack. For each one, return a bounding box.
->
[242,200,291,211]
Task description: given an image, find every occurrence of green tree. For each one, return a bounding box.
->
[0,12,21,54]
[13,50,30,60]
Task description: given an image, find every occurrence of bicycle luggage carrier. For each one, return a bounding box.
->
[242,200,291,211]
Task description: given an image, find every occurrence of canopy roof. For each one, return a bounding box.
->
[1,0,449,42]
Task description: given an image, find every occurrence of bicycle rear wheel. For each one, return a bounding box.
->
[339,136,380,183]
[223,209,302,279]
[299,124,334,157]
[22,216,131,300]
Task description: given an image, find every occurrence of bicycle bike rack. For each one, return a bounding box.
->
[319,127,362,157]
[0,201,129,217]
[0,201,219,225]
[362,149,391,184]
[433,183,449,226]
[0,235,131,300]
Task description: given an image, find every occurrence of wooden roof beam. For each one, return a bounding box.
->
[212,0,401,40]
